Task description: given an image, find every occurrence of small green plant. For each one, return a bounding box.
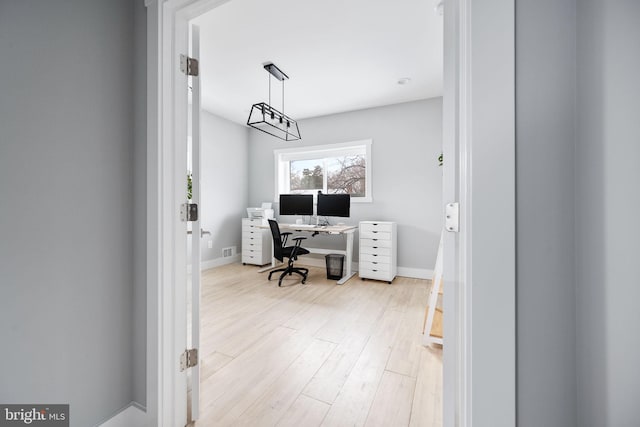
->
[438,153,443,167]
[187,173,193,200]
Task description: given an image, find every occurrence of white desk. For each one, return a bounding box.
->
[258,223,357,285]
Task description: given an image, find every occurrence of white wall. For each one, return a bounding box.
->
[515,0,577,425]
[0,1,138,425]
[576,1,640,426]
[200,110,249,265]
[248,99,443,274]
[132,0,147,408]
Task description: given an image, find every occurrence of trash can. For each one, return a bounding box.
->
[325,254,345,280]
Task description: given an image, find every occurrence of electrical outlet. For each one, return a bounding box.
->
[207,240,213,249]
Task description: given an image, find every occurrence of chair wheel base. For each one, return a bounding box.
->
[271,266,308,287]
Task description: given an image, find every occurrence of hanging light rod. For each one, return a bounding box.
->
[263,62,289,81]
[246,62,301,141]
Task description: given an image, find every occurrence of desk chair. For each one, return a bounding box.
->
[268,219,310,286]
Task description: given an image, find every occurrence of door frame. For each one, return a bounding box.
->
[145,2,233,424]
[441,0,516,425]
[145,0,516,425]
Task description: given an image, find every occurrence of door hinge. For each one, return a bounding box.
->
[180,54,199,76]
[181,203,198,222]
[180,348,198,372]
[445,202,460,232]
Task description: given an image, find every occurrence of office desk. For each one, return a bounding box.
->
[258,223,357,285]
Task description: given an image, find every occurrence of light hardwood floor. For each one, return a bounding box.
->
[192,263,442,427]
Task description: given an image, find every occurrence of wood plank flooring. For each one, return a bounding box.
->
[193,263,442,427]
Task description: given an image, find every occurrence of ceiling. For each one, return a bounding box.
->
[192,0,443,125]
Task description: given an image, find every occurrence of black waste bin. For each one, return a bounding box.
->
[325,254,345,280]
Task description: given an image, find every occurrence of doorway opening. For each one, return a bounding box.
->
[188,0,444,425]
[147,0,517,425]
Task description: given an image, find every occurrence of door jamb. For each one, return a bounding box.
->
[144,1,233,424]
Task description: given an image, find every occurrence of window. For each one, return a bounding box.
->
[275,140,372,202]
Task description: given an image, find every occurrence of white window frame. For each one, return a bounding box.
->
[273,139,373,203]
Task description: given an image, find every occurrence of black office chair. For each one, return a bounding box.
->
[268,219,310,286]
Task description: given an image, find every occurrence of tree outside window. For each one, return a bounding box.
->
[290,160,323,192]
[327,155,366,196]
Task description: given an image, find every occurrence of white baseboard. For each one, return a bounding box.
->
[201,254,241,271]
[297,255,433,280]
[188,254,241,273]
[297,255,351,271]
[397,267,434,280]
[97,403,146,427]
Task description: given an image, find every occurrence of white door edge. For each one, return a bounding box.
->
[188,23,202,422]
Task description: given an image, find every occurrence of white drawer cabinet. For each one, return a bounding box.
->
[359,221,397,283]
[241,218,272,266]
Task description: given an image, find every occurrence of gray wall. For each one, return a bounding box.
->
[517,0,640,426]
[200,110,249,264]
[248,98,443,273]
[0,1,138,425]
[576,1,640,426]
[515,0,577,425]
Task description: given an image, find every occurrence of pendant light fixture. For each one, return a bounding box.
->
[247,63,301,141]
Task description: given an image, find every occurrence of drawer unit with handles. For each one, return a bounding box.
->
[358,221,397,283]
[241,218,272,266]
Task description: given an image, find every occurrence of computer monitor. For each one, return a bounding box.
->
[317,193,351,217]
[279,194,314,216]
